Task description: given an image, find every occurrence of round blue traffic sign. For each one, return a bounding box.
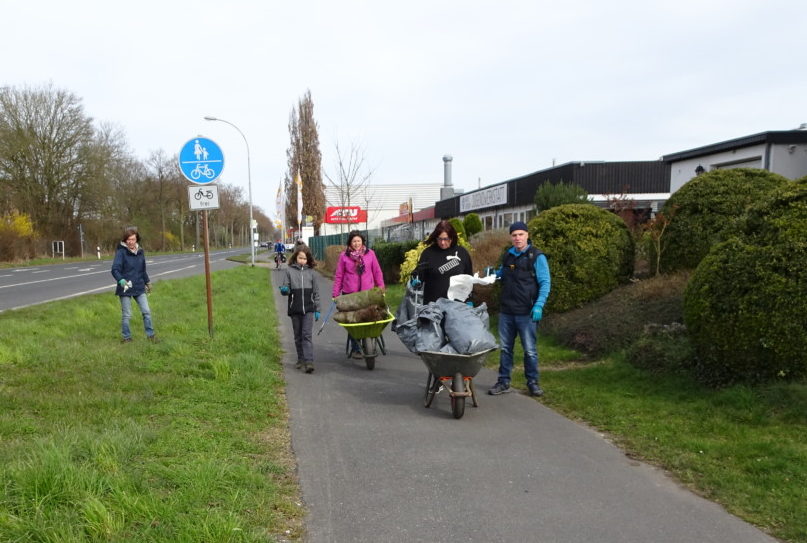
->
[178,137,224,184]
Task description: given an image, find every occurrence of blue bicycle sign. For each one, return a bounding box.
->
[178,137,224,184]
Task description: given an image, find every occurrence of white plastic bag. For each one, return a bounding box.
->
[447,273,496,302]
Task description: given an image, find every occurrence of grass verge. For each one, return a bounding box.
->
[0,266,302,541]
[538,357,806,543]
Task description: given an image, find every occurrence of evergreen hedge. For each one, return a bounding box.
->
[373,239,419,285]
[463,213,482,238]
[683,177,807,385]
[659,168,789,273]
[530,204,634,312]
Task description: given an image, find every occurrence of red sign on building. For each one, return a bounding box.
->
[325,206,367,224]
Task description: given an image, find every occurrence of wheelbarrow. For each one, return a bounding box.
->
[337,311,394,370]
[418,348,496,419]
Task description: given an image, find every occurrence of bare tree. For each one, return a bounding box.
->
[324,142,374,234]
[285,90,325,234]
[0,84,97,251]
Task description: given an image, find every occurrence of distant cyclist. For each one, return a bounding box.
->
[273,240,286,268]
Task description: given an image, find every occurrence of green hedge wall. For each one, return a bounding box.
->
[373,239,419,285]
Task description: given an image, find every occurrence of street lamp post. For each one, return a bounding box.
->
[203,116,255,266]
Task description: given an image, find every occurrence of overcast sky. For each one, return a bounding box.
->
[3,0,806,218]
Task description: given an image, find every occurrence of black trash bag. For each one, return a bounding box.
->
[414,304,446,353]
[394,302,446,354]
[436,299,498,355]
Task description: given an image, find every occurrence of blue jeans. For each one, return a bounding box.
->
[120,294,154,339]
[497,312,539,384]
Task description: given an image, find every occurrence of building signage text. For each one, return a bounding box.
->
[459,184,508,212]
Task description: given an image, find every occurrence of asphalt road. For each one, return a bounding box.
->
[0,248,246,312]
[271,269,777,543]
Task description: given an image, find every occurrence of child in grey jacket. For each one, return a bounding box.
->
[279,245,321,373]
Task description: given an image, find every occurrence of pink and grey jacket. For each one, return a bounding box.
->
[332,249,385,298]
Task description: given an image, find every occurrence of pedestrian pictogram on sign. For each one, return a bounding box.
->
[178,137,224,184]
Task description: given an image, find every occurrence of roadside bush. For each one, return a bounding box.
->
[659,168,789,273]
[626,322,695,375]
[684,239,807,386]
[463,213,482,238]
[542,271,688,356]
[683,177,807,385]
[448,218,465,239]
[0,210,37,261]
[530,204,634,312]
[374,239,419,285]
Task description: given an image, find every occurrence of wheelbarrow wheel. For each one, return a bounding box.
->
[362,338,376,370]
[451,372,466,419]
[424,373,437,408]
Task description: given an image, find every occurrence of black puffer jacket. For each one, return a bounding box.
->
[111,242,150,297]
[281,263,320,316]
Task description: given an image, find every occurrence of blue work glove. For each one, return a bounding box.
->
[314,312,320,321]
[118,279,127,287]
[531,305,543,323]
[279,285,290,295]
[409,277,422,288]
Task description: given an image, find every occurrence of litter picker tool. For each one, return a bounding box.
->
[316,300,338,335]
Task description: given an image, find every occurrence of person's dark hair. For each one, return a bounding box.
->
[344,230,367,254]
[291,246,316,269]
[424,220,458,247]
[121,228,140,243]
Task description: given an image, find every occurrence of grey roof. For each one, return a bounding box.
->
[663,130,807,162]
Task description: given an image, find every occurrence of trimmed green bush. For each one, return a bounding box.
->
[530,204,634,312]
[683,177,807,385]
[463,213,482,238]
[448,217,465,239]
[659,168,789,273]
[683,238,807,385]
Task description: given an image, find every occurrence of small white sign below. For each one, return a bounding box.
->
[188,185,220,210]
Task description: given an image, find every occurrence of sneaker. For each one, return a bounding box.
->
[295,361,305,370]
[147,336,160,344]
[304,362,315,374]
[488,381,511,395]
[121,338,132,343]
[527,381,544,397]
[351,351,363,360]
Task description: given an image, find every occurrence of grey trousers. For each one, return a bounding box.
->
[291,313,314,363]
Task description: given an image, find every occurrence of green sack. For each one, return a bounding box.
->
[335,287,385,311]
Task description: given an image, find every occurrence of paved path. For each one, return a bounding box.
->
[270,268,776,543]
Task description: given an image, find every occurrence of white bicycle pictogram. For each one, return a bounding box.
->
[190,163,216,180]
[194,188,214,200]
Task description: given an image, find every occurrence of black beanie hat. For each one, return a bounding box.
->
[509,221,528,234]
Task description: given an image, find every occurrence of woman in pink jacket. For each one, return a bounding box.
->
[332,230,385,358]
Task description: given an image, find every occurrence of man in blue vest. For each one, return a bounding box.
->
[489,221,551,397]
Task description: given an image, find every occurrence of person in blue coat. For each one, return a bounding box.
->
[111,228,158,343]
[488,221,550,397]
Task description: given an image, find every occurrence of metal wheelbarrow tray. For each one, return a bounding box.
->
[418,347,497,419]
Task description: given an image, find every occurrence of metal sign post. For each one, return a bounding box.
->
[179,136,224,338]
